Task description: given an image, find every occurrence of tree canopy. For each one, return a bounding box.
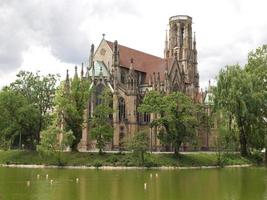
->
[90,88,114,154]
[214,45,267,156]
[0,89,39,149]
[55,74,91,151]
[138,91,197,155]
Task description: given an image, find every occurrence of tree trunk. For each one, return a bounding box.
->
[265,149,267,166]
[239,128,248,157]
[174,140,182,157]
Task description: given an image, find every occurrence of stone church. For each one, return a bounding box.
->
[67,15,202,151]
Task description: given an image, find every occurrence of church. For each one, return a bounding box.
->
[66,15,205,151]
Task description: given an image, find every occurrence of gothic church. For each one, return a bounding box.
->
[68,15,200,151]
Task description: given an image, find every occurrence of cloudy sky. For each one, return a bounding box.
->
[0,0,267,89]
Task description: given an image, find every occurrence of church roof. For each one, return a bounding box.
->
[106,40,166,81]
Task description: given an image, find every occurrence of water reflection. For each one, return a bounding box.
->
[0,167,266,200]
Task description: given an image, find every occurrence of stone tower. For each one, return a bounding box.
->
[165,15,199,99]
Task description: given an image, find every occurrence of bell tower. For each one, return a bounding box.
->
[167,15,193,59]
[165,15,199,99]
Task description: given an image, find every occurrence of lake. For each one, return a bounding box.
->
[0,167,266,200]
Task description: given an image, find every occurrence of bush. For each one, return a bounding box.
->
[92,160,103,168]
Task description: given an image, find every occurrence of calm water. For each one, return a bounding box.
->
[0,167,266,200]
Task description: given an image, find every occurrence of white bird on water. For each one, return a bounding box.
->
[50,179,53,185]
[144,183,147,190]
[46,174,49,180]
[76,178,79,183]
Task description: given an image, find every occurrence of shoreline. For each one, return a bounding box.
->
[0,163,253,170]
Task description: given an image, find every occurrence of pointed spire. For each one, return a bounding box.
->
[113,40,119,66]
[90,44,95,68]
[64,69,70,92]
[81,63,84,78]
[164,28,169,58]
[74,66,78,79]
[66,69,69,82]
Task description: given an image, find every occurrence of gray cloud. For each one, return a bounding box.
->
[0,0,139,74]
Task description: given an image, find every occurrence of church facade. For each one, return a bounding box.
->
[67,15,203,151]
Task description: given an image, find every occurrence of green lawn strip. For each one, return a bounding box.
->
[0,151,257,167]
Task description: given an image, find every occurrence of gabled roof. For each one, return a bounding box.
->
[106,40,166,81]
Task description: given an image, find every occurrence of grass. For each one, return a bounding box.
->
[0,150,258,168]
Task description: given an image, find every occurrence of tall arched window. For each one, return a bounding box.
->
[96,83,104,105]
[118,97,126,122]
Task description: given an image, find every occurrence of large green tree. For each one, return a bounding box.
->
[214,45,267,157]
[90,88,113,154]
[138,91,197,156]
[0,89,39,149]
[55,74,91,151]
[9,71,59,143]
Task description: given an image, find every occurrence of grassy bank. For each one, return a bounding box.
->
[0,150,259,168]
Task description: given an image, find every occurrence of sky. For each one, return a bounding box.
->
[0,0,267,90]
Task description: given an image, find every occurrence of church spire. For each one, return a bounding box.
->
[74,66,78,79]
[112,40,120,88]
[64,69,70,93]
[164,29,169,58]
[81,63,84,78]
[89,44,94,68]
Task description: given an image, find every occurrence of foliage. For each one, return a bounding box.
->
[90,88,113,154]
[55,74,91,151]
[214,45,267,157]
[37,125,74,165]
[127,130,149,166]
[0,89,39,150]
[9,71,59,144]
[138,91,197,156]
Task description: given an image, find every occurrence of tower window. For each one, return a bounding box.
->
[181,27,184,47]
[144,112,150,123]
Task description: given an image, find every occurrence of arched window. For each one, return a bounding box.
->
[96,83,104,105]
[118,97,126,122]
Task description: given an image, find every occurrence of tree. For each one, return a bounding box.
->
[138,91,197,156]
[55,74,91,151]
[90,88,113,154]
[127,130,149,165]
[9,71,59,144]
[214,45,267,157]
[37,124,74,165]
[0,89,39,149]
